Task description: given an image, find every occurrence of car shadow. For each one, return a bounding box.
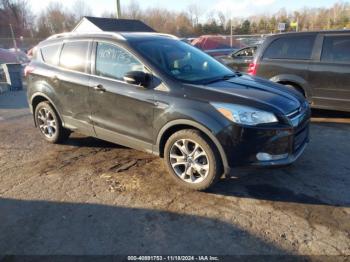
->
[0,197,288,255]
[209,169,329,205]
[209,151,349,208]
[311,108,350,124]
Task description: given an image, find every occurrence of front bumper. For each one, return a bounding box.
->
[216,109,310,168]
[251,139,308,167]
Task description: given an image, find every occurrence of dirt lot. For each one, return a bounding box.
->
[0,90,349,256]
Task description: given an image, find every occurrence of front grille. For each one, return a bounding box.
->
[288,103,310,152]
[287,102,309,127]
[287,108,300,119]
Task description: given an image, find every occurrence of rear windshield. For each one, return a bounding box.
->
[263,35,315,60]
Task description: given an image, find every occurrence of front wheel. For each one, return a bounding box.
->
[34,101,70,143]
[164,129,223,191]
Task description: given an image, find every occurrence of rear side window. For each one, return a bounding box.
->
[41,44,61,65]
[59,41,89,72]
[321,36,350,63]
[263,35,315,60]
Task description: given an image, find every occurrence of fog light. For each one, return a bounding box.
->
[256,153,288,161]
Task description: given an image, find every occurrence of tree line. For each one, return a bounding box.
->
[1,0,350,40]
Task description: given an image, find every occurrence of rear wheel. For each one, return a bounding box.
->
[164,129,222,191]
[34,101,70,143]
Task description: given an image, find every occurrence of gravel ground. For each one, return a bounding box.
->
[0,90,349,256]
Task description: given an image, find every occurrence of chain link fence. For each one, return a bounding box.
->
[0,37,44,51]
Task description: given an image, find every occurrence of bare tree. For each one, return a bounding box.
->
[35,1,77,38]
[217,11,226,29]
[0,0,34,37]
[72,0,92,21]
[187,3,202,27]
[123,0,142,19]
[8,0,350,40]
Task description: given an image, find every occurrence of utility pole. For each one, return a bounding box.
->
[116,0,121,18]
[296,17,299,32]
[230,18,233,48]
[9,24,19,62]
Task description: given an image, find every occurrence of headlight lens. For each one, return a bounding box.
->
[211,103,278,125]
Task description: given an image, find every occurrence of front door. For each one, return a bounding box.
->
[308,34,350,111]
[89,41,155,152]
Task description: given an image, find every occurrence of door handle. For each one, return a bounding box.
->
[93,84,106,92]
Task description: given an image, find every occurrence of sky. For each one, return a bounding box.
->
[28,0,343,19]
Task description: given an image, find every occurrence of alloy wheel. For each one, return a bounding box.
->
[37,107,57,138]
[169,139,210,184]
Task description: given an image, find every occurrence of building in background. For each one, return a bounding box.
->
[72,16,155,33]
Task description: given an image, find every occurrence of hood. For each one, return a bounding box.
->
[186,74,303,115]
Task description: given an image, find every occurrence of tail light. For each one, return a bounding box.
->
[24,65,35,77]
[248,62,258,76]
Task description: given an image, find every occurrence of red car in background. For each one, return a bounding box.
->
[192,35,246,59]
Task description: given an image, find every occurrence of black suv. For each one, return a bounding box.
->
[248,30,350,112]
[26,32,310,190]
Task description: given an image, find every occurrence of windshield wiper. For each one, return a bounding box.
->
[204,73,237,84]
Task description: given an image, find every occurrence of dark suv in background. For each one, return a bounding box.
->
[26,32,310,190]
[248,30,350,112]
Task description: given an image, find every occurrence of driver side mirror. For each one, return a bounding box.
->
[123,71,151,87]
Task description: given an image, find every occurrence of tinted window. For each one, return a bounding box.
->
[263,36,315,60]
[59,41,89,72]
[321,36,350,63]
[95,42,145,80]
[41,44,61,65]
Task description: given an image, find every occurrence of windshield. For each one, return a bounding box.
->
[131,39,234,84]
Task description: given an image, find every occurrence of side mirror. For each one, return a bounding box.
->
[123,71,151,87]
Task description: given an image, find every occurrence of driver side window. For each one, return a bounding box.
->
[95,42,145,81]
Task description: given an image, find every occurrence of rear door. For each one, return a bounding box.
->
[256,35,316,90]
[89,41,155,152]
[308,34,350,111]
[55,40,95,136]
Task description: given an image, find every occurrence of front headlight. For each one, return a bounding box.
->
[211,103,278,126]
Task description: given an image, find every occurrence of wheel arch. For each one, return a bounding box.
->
[156,119,230,175]
[31,92,64,127]
[270,74,311,99]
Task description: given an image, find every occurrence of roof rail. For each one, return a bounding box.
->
[45,31,179,42]
[121,32,178,39]
[46,32,126,41]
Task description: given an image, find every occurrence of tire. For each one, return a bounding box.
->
[34,101,70,143]
[164,129,223,191]
[284,84,305,97]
